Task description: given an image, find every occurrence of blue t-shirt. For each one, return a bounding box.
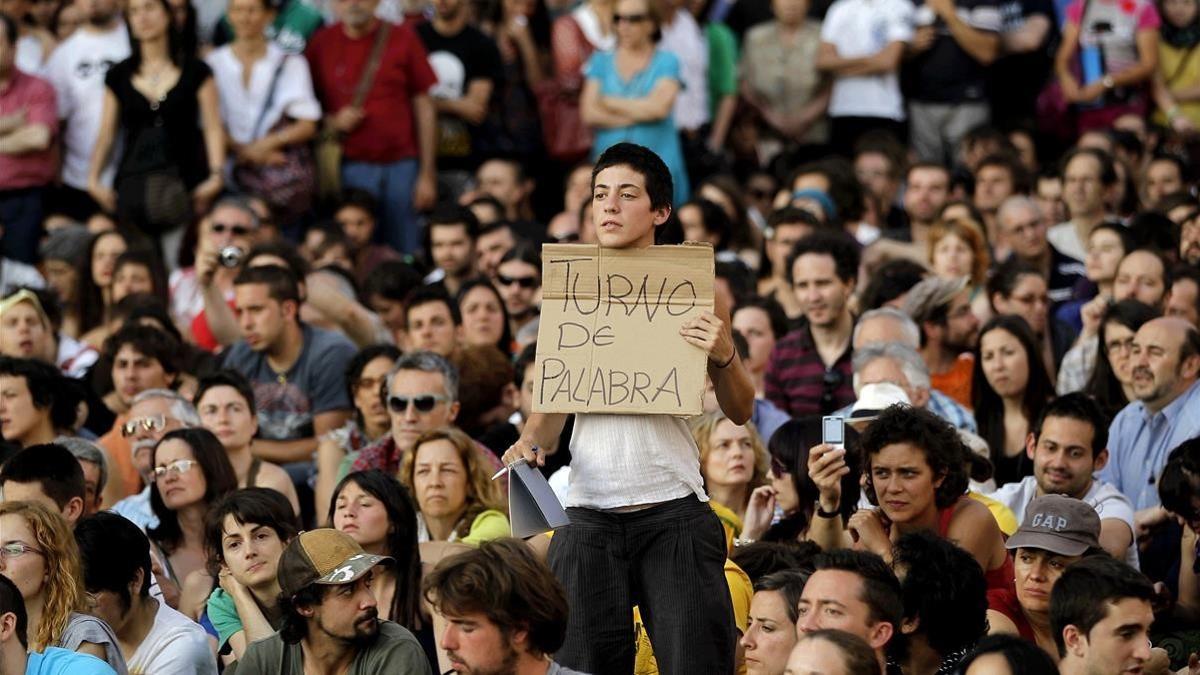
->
[26,648,117,675]
[585,49,690,206]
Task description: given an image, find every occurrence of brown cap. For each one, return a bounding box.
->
[277,529,392,597]
[1005,495,1102,557]
[901,276,968,324]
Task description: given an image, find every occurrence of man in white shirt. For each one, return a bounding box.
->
[1047,147,1118,262]
[41,0,128,222]
[74,512,217,674]
[989,392,1138,568]
[816,0,914,156]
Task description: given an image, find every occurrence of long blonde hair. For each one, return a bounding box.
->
[689,412,770,497]
[399,427,507,540]
[0,501,87,651]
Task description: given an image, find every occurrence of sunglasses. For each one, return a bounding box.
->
[614,12,648,22]
[821,370,845,414]
[153,459,198,480]
[212,223,252,236]
[387,394,450,413]
[497,274,539,289]
[122,414,167,437]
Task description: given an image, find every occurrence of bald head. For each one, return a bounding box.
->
[1130,317,1200,412]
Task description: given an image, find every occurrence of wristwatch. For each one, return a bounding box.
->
[1102,74,1115,90]
[815,502,840,519]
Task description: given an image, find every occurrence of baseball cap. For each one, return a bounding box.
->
[277,529,392,597]
[901,276,968,324]
[1005,495,1102,557]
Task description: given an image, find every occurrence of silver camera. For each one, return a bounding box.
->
[218,246,244,268]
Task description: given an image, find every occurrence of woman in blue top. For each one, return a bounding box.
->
[580,0,689,206]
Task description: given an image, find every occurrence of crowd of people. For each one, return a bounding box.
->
[2,0,1200,664]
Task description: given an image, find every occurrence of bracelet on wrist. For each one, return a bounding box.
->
[815,502,840,519]
[713,351,736,369]
[733,537,756,548]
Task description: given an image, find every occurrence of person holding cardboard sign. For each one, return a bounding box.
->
[502,143,755,675]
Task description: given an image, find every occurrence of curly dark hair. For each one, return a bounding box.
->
[859,405,969,510]
[785,230,862,284]
[892,530,988,657]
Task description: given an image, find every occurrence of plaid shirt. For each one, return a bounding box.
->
[764,325,855,417]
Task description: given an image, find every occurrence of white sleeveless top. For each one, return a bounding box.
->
[565,413,708,510]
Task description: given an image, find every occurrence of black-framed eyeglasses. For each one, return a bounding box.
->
[497,274,539,289]
[387,394,450,413]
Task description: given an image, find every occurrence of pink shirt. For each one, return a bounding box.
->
[0,69,58,190]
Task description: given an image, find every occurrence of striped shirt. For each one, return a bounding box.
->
[764,325,855,417]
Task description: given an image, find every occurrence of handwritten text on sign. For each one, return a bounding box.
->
[532,244,714,415]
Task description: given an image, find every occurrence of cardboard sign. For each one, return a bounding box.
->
[532,243,714,416]
[508,460,570,538]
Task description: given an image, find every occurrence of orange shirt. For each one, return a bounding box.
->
[931,353,975,409]
[97,414,141,502]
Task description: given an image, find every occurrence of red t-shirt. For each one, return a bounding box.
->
[987,587,1038,643]
[305,21,437,164]
[0,70,59,190]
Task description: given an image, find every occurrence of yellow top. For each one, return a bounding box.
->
[969,491,1019,537]
[1153,42,1200,128]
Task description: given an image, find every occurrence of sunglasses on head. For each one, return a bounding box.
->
[212,223,252,236]
[122,414,167,437]
[387,394,450,413]
[497,274,539,289]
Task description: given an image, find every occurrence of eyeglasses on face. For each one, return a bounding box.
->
[387,394,450,414]
[0,542,44,560]
[211,223,252,236]
[497,274,539,289]
[153,459,198,480]
[122,414,167,437]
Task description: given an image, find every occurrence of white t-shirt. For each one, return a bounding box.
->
[204,43,321,146]
[16,34,46,75]
[989,475,1140,569]
[1047,221,1087,262]
[659,9,710,132]
[126,598,218,675]
[820,0,914,121]
[43,24,130,190]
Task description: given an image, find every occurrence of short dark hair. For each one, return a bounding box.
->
[753,569,810,624]
[1060,147,1119,186]
[985,257,1044,304]
[1050,555,1154,657]
[860,405,970,510]
[193,369,258,417]
[499,241,543,277]
[786,230,861,284]
[233,264,302,307]
[812,549,903,629]
[279,581,330,644]
[905,162,950,186]
[858,259,928,311]
[1160,437,1200,521]
[148,428,239,554]
[1148,152,1190,183]
[0,356,60,413]
[958,634,1060,675]
[0,443,86,510]
[0,13,17,44]
[734,296,790,342]
[428,205,481,240]
[423,538,569,657]
[74,512,153,612]
[0,574,28,650]
[245,240,311,281]
[362,261,424,303]
[767,206,822,230]
[1172,265,1200,317]
[892,530,988,656]
[976,153,1031,194]
[405,285,462,327]
[102,323,181,377]
[730,541,821,584]
[1032,393,1109,460]
[592,143,674,212]
[336,188,379,220]
[206,487,300,575]
[513,342,538,387]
